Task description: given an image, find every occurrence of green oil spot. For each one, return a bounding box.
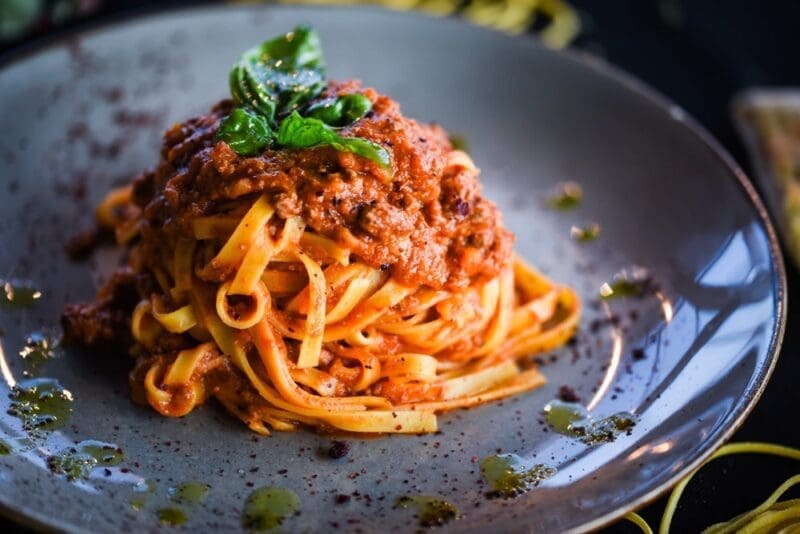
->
[80,440,124,465]
[574,413,638,445]
[543,399,588,436]
[544,400,637,445]
[545,182,582,210]
[169,482,209,505]
[395,495,460,527]
[130,496,148,511]
[570,223,601,243]
[480,454,556,498]
[157,507,188,526]
[47,450,97,481]
[599,280,646,299]
[19,331,59,377]
[8,378,73,432]
[242,487,300,531]
[0,279,42,309]
[131,479,157,511]
[599,268,654,300]
[46,440,124,481]
[449,134,470,153]
[0,440,10,455]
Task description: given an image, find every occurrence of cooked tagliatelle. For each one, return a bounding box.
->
[62,28,579,435]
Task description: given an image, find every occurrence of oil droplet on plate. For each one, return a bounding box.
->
[46,440,124,481]
[157,507,188,526]
[544,399,637,444]
[130,496,147,511]
[543,399,588,435]
[599,266,655,300]
[19,331,60,377]
[8,378,73,432]
[395,495,460,527]
[0,279,42,309]
[449,133,470,153]
[79,440,124,465]
[544,181,582,210]
[242,487,300,531]
[480,454,556,498]
[168,481,209,506]
[131,479,157,511]
[570,223,601,243]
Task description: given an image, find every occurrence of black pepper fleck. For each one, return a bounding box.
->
[329,441,350,459]
[558,385,581,403]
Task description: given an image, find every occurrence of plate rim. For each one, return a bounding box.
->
[0,4,788,533]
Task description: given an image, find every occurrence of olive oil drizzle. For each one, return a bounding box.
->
[157,507,188,526]
[480,454,557,498]
[19,331,60,377]
[46,440,124,481]
[168,481,210,505]
[395,495,461,527]
[544,400,636,444]
[7,378,73,432]
[242,487,301,531]
[0,279,42,309]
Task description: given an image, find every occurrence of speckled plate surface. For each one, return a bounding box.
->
[0,5,786,533]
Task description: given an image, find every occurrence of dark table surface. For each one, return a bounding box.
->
[1,0,798,532]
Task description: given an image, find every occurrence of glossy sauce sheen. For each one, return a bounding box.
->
[133,81,513,290]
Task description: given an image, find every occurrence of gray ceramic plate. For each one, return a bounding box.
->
[0,5,786,533]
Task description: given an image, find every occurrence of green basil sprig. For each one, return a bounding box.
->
[230,25,325,124]
[217,26,392,173]
[306,94,372,127]
[278,112,391,170]
[217,108,273,156]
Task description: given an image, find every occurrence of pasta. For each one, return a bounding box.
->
[62,28,580,435]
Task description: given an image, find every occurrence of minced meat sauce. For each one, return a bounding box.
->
[63,81,514,346]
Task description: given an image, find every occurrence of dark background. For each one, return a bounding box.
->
[2,0,798,531]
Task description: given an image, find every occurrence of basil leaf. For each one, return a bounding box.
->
[277,112,391,170]
[306,94,372,127]
[230,26,326,123]
[216,108,274,156]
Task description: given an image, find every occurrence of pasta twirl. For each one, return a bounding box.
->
[62,29,580,435]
